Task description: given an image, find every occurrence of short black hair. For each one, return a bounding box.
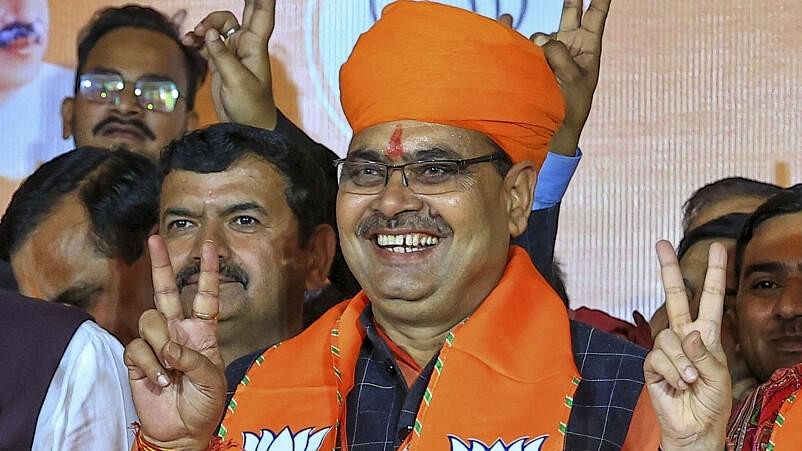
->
[676,213,750,261]
[160,123,331,245]
[682,177,781,231]
[75,5,207,110]
[734,184,802,279]
[0,147,159,264]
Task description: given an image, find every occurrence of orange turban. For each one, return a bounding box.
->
[340,0,565,166]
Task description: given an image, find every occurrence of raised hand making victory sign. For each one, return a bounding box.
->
[123,237,227,449]
[645,240,733,451]
[182,0,278,129]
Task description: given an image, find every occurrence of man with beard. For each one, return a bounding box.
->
[60,5,206,158]
[1,0,72,201]
[154,123,336,367]
[123,2,674,450]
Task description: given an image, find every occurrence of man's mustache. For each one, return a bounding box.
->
[175,259,250,292]
[774,319,802,339]
[356,211,452,239]
[93,117,156,141]
[0,21,43,48]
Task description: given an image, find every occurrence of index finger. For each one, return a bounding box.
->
[242,0,275,43]
[192,11,240,41]
[148,235,184,321]
[191,240,220,322]
[696,242,727,327]
[656,240,692,330]
[581,0,612,35]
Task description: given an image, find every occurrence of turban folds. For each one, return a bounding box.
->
[340,0,565,166]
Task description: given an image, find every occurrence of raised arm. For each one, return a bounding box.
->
[182,0,278,129]
[531,0,610,156]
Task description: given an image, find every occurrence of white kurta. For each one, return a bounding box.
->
[32,320,137,451]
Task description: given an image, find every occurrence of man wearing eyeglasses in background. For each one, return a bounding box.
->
[60,5,206,159]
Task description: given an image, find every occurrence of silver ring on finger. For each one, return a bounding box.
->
[222,26,240,40]
[191,310,218,321]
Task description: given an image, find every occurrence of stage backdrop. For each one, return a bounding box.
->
[3,0,801,320]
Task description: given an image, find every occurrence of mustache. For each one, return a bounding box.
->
[356,211,453,239]
[92,116,156,140]
[773,319,802,338]
[175,258,250,292]
[0,21,43,48]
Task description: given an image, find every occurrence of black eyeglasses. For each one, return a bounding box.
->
[78,70,182,113]
[334,154,501,195]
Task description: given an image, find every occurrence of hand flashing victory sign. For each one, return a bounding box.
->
[646,241,732,451]
[124,237,227,449]
[182,0,278,130]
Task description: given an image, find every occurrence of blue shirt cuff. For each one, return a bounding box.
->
[533,148,582,210]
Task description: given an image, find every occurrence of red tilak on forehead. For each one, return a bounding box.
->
[386,126,404,158]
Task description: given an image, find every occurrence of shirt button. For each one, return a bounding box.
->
[385,359,396,374]
[399,425,414,441]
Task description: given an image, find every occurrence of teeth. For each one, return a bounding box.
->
[375,233,440,249]
[388,246,428,253]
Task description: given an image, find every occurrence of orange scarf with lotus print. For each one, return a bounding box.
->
[219,247,580,451]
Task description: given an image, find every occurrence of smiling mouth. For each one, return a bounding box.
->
[374,232,441,254]
[770,336,802,353]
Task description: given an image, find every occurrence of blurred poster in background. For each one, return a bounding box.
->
[2,0,801,319]
[1,0,73,195]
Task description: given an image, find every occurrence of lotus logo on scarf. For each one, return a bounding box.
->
[448,435,548,451]
[242,426,331,451]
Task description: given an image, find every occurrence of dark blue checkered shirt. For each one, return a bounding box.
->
[341,308,649,451]
[344,306,435,450]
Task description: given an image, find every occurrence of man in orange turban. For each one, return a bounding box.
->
[340,1,564,168]
[123,1,676,450]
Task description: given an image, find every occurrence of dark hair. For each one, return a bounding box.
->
[676,213,750,261]
[0,147,159,264]
[160,123,331,245]
[734,184,802,279]
[682,177,781,231]
[75,5,207,110]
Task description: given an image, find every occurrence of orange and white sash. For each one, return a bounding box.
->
[221,247,580,451]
